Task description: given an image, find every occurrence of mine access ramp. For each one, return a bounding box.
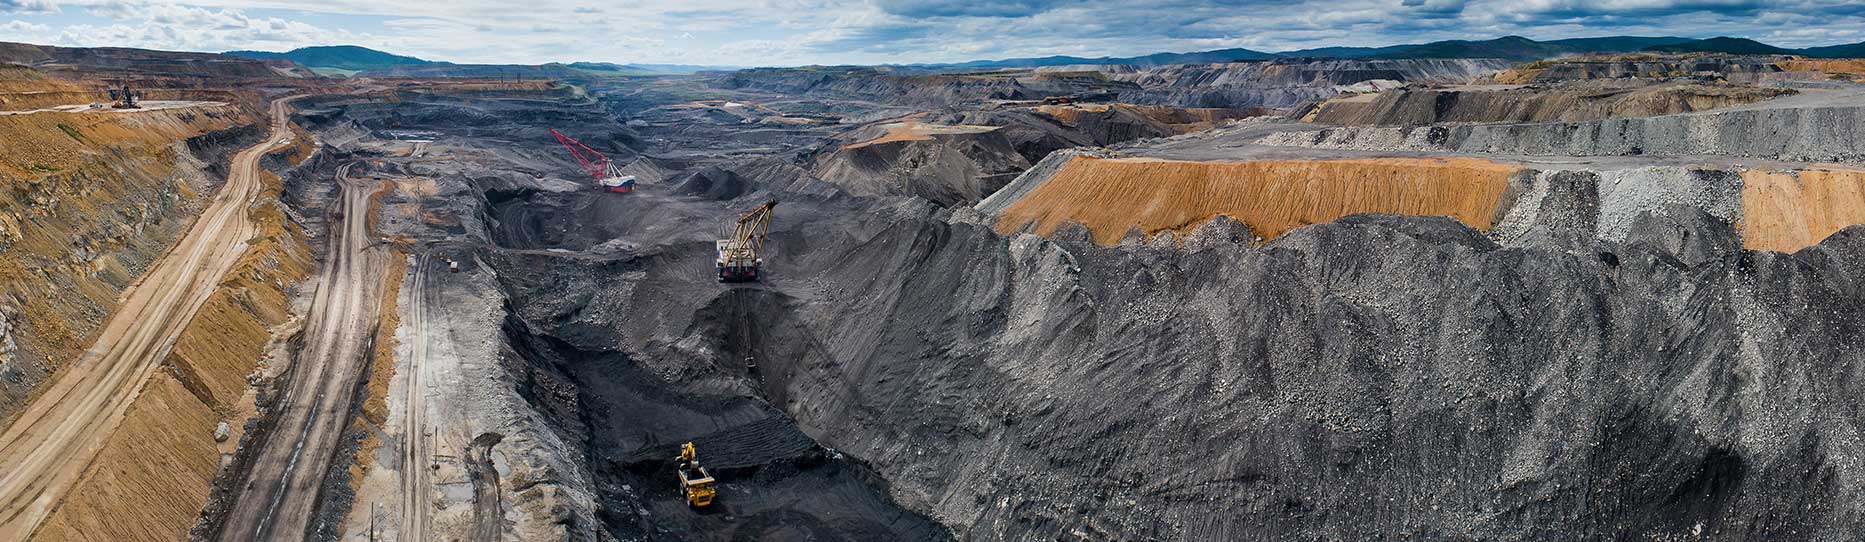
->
[549,128,636,192]
[718,200,776,282]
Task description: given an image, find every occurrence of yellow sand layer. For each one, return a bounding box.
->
[1776,60,1865,76]
[1741,169,1865,253]
[996,156,1522,245]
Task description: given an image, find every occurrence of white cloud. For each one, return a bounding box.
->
[0,0,57,15]
[1,19,48,32]
[6,0,1865,66]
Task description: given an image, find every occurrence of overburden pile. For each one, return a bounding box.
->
[504,185,1865,540]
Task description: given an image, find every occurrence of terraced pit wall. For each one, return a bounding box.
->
[0,103,247,421]
[36,168,310,541]
[0,100,315,541]
[1310,85,1793,125]
[1261,104,1865,162]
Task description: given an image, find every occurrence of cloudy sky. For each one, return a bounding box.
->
[0,0,1862,66]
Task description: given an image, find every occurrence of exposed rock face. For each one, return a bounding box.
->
[1312,83,1793,125]
[1115,58,1512,108]
[715,67,1137,107]
[500,179,1865,540]
[0,104,250,424]
[0,303,17,370]
[713,59,1508,111]
[1261,104,1865,161]
[812,123,1031,206]
[1500,55,1790,84]
[0,42,300,79]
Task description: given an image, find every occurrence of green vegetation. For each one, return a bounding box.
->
[28,164,59,173]
[308,67,360,78]
[56,124,84,142]
[225,45,433,72]
[1643,37,1794,55]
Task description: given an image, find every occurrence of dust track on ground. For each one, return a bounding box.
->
[215,161,390,541]
[0,96,301,540]
[396,253,435,542]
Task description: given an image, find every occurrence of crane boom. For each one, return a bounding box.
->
[717,200,777,282]
[549,128,636,192]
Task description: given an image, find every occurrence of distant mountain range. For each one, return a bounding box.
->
[224,45,727,76]
[226,45,427,73]
[224,35,1865,78]
[933,35,1865,68]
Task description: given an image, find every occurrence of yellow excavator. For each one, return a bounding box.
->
[716,200,776,282]
[675,441,716,507]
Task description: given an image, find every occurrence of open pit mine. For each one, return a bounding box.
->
[4,34,1865,542]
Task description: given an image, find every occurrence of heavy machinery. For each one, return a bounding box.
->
[675,442,716,507]
[548,128,636,192]
[717,200,776,282]
[108,81,140,109]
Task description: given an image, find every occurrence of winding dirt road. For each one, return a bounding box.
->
[216,162,389,541]
[0,96,302,540]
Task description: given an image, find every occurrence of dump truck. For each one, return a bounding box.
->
[675,442,717,507]
[717,200,776,282]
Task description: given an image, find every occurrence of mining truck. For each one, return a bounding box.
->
[675,442,717,507]
[717,200,776,282]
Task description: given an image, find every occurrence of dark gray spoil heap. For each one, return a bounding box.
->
[498,185,1865,540]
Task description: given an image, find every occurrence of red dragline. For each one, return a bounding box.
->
[549,128,636,193]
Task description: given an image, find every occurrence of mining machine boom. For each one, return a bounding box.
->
[549,128,636,192]
[717,200,776,283]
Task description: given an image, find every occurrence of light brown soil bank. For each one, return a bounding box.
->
[1741,168,1865,253]
[32,177,310,540]
[0,103,247,419]
[994,156,1523,244]
[1775,60,1865,77]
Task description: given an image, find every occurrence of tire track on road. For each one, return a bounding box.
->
[0,97,304,541]
[215,161,391,541]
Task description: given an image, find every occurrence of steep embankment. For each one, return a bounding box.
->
[501,186,1865,540]
[813,120,1030,206]
[0,102,247,420]
[1114,58,1511,108]
[1034,102,1265,138]
[0,66,106,111]
[1740,168,1865,253]
[1490,55,1789,84]
[0,97,313,541]
[1311,84,1793,125]
[716,67,1134,107]
[1261,100,1865,162]
[1775,59,1865,80]
[990,155,1526,244]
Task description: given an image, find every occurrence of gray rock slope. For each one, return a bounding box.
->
[1260,102,1865,161]
[503,181,1865,540]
